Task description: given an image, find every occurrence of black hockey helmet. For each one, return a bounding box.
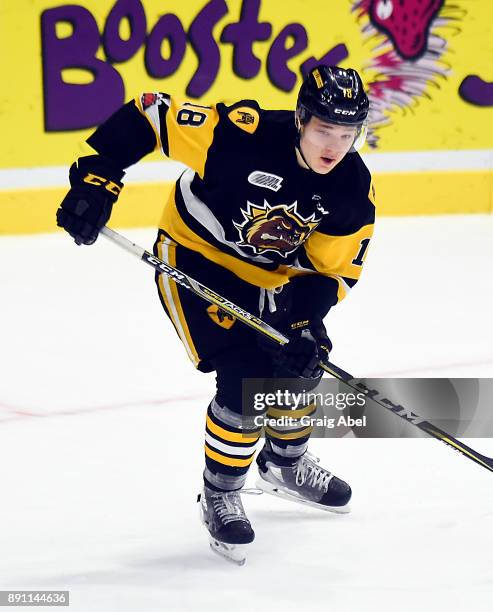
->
[296,65,369,127]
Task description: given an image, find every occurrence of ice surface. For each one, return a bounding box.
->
[1,216,493,611]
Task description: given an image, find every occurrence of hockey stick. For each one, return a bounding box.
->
[100,226,493,474]
[100,226,288,345]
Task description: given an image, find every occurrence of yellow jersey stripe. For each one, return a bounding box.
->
[160,193,297,289]
[156,231,200,366]
[164,236,201,365]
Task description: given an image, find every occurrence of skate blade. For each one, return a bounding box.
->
[256,477,351,514]
[208,537,247,566]
[199,496,248,566]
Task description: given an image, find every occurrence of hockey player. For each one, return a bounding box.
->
[56,65,374,564]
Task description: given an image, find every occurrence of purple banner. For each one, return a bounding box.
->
[40,0,492,134]
[40,0,347,131]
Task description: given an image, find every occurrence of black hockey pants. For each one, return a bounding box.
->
[153,231,318,491]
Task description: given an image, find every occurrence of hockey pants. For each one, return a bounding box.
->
[153,231,318,491]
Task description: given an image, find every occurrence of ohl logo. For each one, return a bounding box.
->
[353,0,468,147]
[234,201,319,257]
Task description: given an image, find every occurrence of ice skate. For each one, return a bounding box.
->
[198,486,259,566]
[256,441,351,513]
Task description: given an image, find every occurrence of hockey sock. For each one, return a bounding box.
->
[264,398,317,461]
[204,398,261,491]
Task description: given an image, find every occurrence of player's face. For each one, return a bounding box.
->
[298,116,357,174]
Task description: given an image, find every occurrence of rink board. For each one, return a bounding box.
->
[1,168,492,235]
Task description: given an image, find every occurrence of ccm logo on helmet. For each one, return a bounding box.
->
[334,108,357,116]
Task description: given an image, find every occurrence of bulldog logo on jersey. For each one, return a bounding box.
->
[234,200,319,257]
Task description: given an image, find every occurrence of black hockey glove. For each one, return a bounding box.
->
[56,155,125,245]
[275,317,332,379]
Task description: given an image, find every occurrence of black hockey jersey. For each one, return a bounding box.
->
[87,93,375,313]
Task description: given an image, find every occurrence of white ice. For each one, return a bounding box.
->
[1,215,493,611]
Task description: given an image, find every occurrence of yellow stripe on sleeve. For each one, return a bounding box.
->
[304,223,374,280]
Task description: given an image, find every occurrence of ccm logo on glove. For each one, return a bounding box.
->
[56,155,125,246]
[83,172,122,196]
[275,317,332,379]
